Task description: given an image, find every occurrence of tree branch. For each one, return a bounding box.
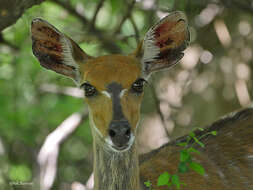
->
[51,0,88,24]
[114,0,136,35]
[51,0,121,53]
[0,0,44,31]
[149,82,171,138]
[38,110,88,190]
[129,16,140,44]
[89,0,106,30]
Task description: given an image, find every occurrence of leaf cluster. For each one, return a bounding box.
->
[144,128,217,189]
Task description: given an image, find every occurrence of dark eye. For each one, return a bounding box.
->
[81,83,97,97]
[131,78,146,93]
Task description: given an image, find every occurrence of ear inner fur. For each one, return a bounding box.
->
[138,11,190,77]
[31,18,92,83]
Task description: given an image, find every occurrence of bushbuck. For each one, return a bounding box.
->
[31,11,253,190]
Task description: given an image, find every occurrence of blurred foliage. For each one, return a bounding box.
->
[0,0,253,189]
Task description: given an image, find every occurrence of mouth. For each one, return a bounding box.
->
[112,145,129,151]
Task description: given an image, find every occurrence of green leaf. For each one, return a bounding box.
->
[211,131,217,136]
[189,161,205,175]
[177,142,187,147]
[157,172,170,186]
[171,174,180,189]
[9,164,32,181]
[193,137,205,148]
[181,181,187,186]
[178,162,189,173]
[167,182,172,187]
[180,150,191,162]
[187,147,200,154]
[144,181,151,187]
[197,127,204,131]
[189,132,195,138]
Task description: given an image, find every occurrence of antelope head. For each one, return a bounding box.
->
[31,11,189,152]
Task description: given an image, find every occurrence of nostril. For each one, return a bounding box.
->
[109,129,116,138]
[125,129,131,138]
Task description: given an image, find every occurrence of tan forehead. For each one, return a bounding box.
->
[81,55,141,90]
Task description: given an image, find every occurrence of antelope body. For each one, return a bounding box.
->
[141,108,253,190]
[31,12,253,190]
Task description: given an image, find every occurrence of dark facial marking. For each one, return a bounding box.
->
[107,82,131,148]
[107,82,125,121]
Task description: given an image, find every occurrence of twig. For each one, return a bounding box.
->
[114,0,136,35]
[149,82,171,138]
[129,16,140,44]
[89,0,106,30]
[51,0,121,53]
[52,0,88,24]
[38,110,88,190]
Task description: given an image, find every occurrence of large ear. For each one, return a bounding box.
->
[133,11,190,77]
[31,18,92,84]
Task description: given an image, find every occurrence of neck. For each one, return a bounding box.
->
[92,134,140,190]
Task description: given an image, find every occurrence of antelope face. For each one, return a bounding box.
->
[81,55,144,151]
[31,11,189,152]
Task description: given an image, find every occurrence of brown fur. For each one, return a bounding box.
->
[31,18,91,80]
[140,108,253,190]
[30,13,204,190]
[81,55,141,90]
[31,15,253,190]
[93,137,140,190]
[82,55,142,137]
[121,90,143,132]
[134,11,189,75]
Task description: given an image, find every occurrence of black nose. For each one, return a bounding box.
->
[109,120,131,149]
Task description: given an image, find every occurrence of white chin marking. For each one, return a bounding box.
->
[105,135,135,153]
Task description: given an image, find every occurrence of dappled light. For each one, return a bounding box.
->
[235,80,251,107]
[1,0,253,189]
[214,19,231,47]
[194,4,220,27]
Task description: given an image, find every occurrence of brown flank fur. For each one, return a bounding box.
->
[140,108,253,190]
